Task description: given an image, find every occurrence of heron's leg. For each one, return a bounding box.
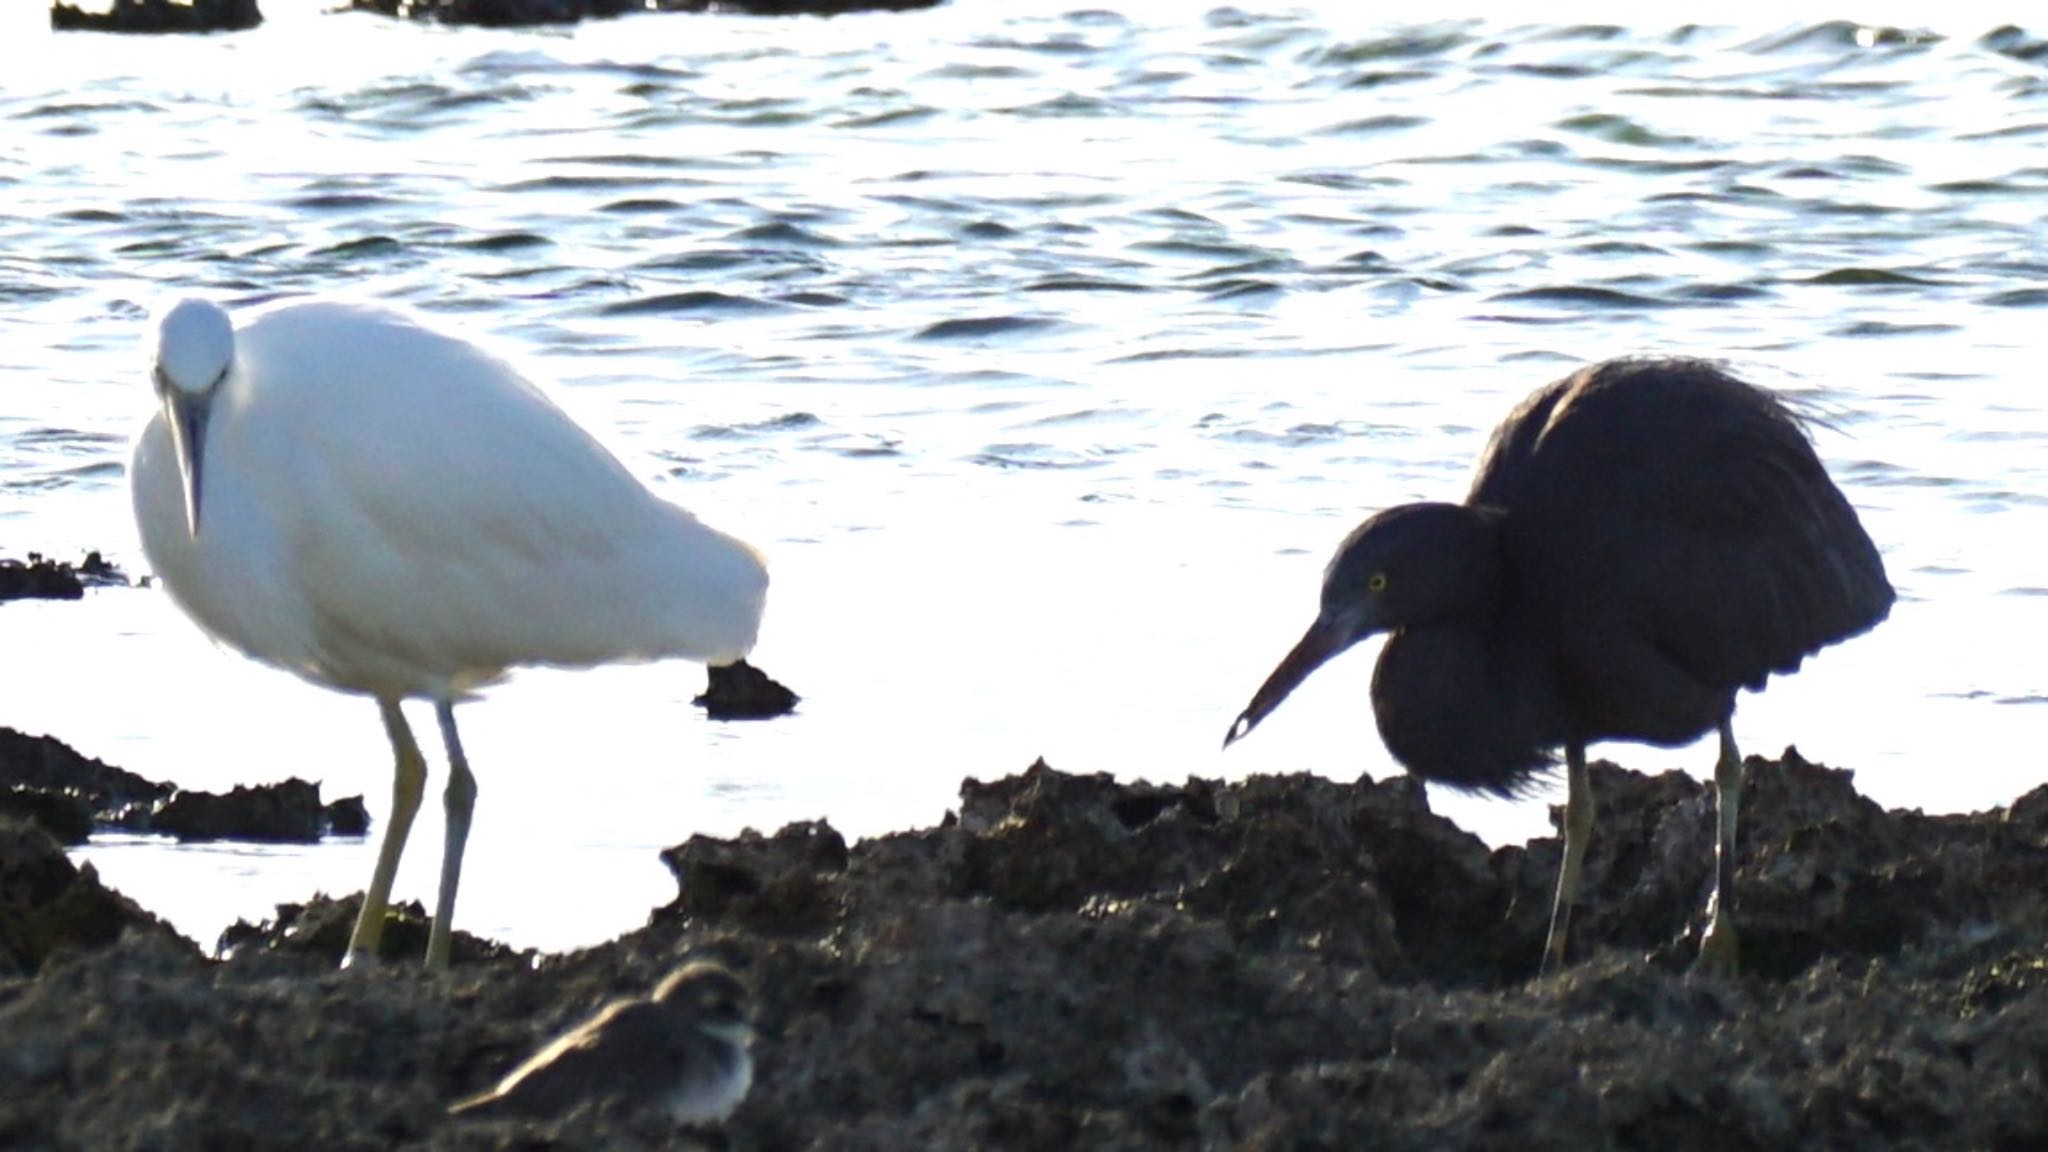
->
[345,696,427,970]
[1697,719,1744,972]
[1541,742,1594,975]
[427,698,477,971]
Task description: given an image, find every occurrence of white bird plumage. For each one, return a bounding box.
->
[132,296,772,969]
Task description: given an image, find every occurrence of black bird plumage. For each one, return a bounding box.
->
[1226,358,1893,970]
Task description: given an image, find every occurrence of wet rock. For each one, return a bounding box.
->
[0,729,368,845]
[694,657,800,720]
[0,787,93,846]
[0,554,80,601]
[939,759,1498,979]
[215,893,523,967]
[325,793,371,837]
[155,778,326,843]
[0,726,173,823]
[683,753,2048,1149]
[348,0,938,25]
[347,0,634,23]
[79,550,126,584]
[0,551,119,601]
[1492,759,1721,970]
[702,0,943,11]
[661,819,848,935]
[0,815,194,977]
[0,930,466,1152]
[1517,748,2042,979]
[49,0,260,32]
[6,753,2048,1149]
[1984,25,2048,63]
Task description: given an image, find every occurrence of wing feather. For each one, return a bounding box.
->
[227,302,765,694]
[1470,359,1890,730]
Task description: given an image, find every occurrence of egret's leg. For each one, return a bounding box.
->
[427,698,477,971]
[1697,719,1744,972]
[1541,742,1594,975]
[345,696,427,970]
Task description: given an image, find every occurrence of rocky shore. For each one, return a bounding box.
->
[2,746,2045,1150]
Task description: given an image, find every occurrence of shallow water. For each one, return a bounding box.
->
[2,1,2045,954]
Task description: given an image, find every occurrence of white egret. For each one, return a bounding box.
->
[133,296,777,970]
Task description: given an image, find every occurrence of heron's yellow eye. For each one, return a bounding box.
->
[1368,572,1388,593]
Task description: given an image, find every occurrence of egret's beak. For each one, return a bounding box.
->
[161,388,212,537]
[1223,611,1358,748]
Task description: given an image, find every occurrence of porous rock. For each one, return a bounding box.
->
[2,753,2047,1150]
[156,779,326,843]
[0,728,368,845]
[0,815,193,978]
[693,657,801,720]
[215,893,521,968]
[0,726,172,822]
[0,787,94,846]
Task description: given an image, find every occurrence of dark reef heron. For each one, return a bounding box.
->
[1225,358,1893,971]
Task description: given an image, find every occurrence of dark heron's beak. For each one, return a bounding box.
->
[1223,610,1361,748]
[161,385,213,537]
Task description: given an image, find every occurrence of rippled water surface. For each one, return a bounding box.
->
[3,1,2045,953]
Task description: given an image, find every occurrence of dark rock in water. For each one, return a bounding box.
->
[0,815,195,977]
[75,550,129,587]
[50,0,261,32]
[155,778,326,843]
[705,0,943,11]
[0,553,93,601]
[0,787,94,846]
[694,657,799,719]
[1984,25,2048,63]
[323,793,371,837]
[0,730,368,845]
[8,753,2048,1149]
[0,726,173,822]
[349,0,940,25]
[347,0,627,22]
[215,892,524,967]
[0,555,79,601]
